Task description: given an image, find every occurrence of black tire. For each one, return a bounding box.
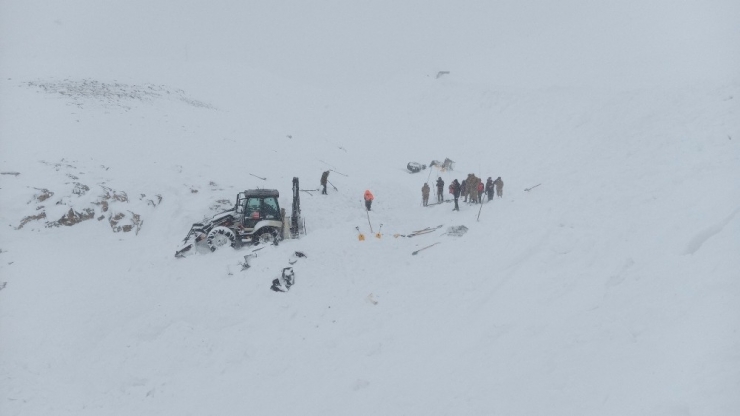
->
[256,227,280,245]
[207,226,236,252]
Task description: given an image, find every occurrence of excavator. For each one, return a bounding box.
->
[175,178,305,257]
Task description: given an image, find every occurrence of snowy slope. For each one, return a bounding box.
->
[2,1,740,415]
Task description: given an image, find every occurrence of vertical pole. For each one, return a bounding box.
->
[366,209,373,233]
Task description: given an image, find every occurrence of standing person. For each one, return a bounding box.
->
[435,177,444,203]
[320,170,330,195]
[421,183,430,206]
[450,179,461,211]
[461,178,468,202]
[477,180,484,203]
[364,190,374,211]
[485,177,494,201]
[466,174,479,204]
[493,177,504,198]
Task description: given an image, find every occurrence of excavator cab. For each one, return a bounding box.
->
[236,192,281,229]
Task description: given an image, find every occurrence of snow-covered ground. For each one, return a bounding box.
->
[1,1,740,415]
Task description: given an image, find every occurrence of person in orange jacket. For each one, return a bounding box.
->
[364,190,374,211]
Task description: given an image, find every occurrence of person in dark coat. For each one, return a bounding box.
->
[435,177,444,203]
[421,183,430,206]
[485,177,494,201]
[460,179,468,202]
[451,179,461,211]
[320,171,330,195]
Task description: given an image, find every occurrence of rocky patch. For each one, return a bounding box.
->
[17,212,47,230]
[26,78,215,110]
[13,160,161,234]
[49,208,96,227]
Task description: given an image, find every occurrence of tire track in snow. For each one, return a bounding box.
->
[683,207,740,255]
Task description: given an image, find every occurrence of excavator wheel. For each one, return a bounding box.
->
[206,226,236,252]
[256,227,280,246]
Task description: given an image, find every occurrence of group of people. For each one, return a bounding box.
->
[426,175,503,211]
[321,169,502,213]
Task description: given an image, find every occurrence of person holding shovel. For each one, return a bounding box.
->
[320,170,330,195]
